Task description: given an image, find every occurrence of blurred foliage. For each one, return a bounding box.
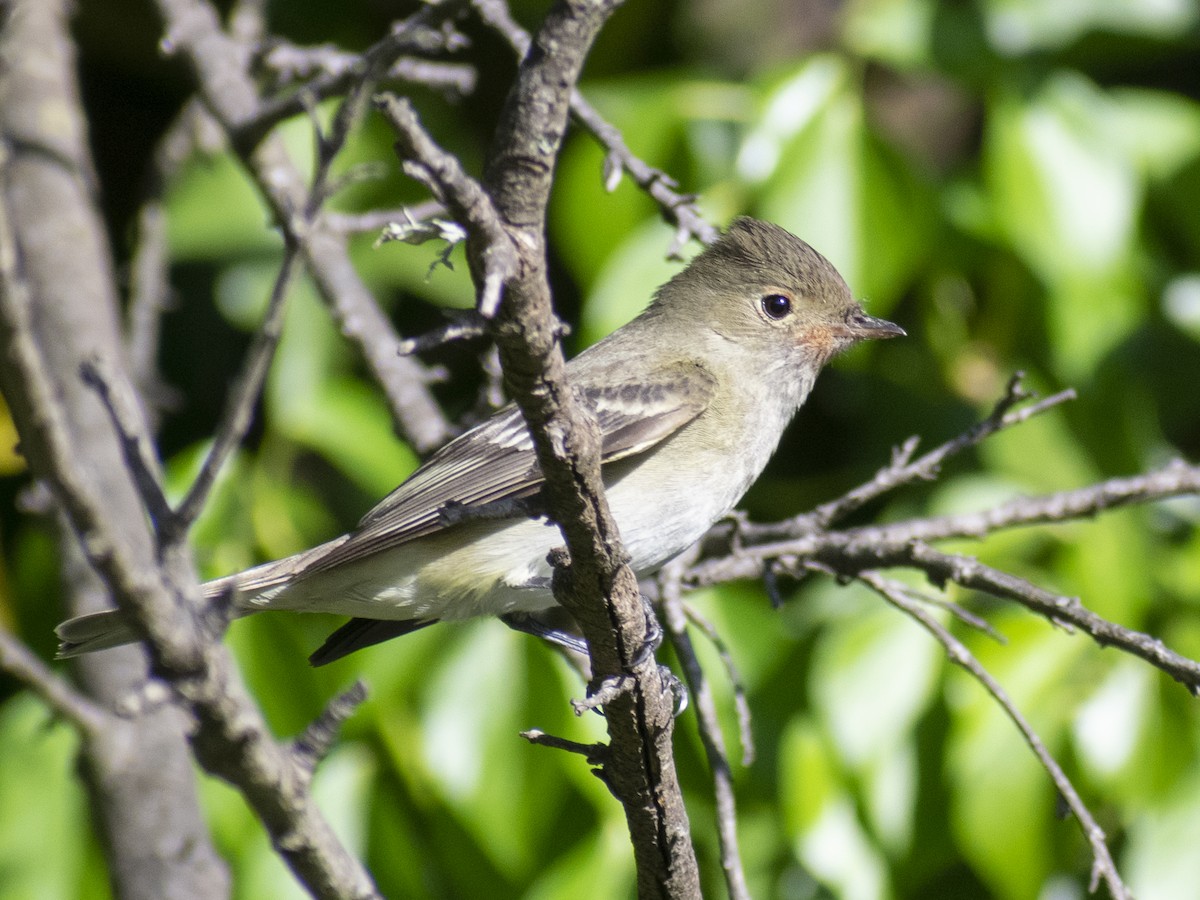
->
[2,0,1200,898]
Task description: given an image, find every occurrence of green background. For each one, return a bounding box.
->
[2,0,1199,897]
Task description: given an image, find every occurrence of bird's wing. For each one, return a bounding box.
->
[294,362,717,577]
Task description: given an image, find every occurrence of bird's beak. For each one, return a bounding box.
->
[842,310,906,341]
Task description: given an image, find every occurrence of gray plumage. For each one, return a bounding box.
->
[56,218,902,664]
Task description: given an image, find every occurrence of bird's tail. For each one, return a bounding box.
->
[55,609,141,658]
[55,573,252,659]
[53,547,324,659]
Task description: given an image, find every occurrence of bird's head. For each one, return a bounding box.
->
[652,217,904,367]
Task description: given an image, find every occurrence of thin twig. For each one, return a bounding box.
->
[158,0,452,452]
[373,93,518,318]
[397,310,490,354]
[291,681,370,779]
[0,630,109,736]
[470,0,718,253]
[126,100,222,422]
[852,458,1200,545]
[325,201,445,235]
[757,372,1076,539]
[896,542,1200,695]
[679,603,756,765]
[521,728,608,762]
[237,2,471,150]
[660,560,752,900]
[171,238,301,535]
[688,528,1200,694]
[857,570,1131,900]
[259,41,477,98]
[79,358,173,527]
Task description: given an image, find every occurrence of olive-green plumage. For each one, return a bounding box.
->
[56,218,903,664]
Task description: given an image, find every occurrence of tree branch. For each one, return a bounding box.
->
[470,0,718,253]
[0,178,382,898]
[154,0,452,452]
[0,630,109,736]
[0,2,229,896]
[857,570,1131,899]
[659,558,751,900]
[377,0,702,894]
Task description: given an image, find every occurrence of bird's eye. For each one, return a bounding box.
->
[761,294,792,320]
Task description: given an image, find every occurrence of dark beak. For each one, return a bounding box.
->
[844,310,905,341]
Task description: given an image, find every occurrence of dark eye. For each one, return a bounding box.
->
[761,294,792,320]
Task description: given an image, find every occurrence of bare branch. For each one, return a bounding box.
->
[470,0,718,251]
[79,357,174,527]
[170,238,301,534]
[259,40,477,98]
[857,570,1131,900]
[854,458,1200,545]
[397,310,490,355]
[377,2,702,894]
[894,542,1200,695]
[126,99,223,421]
[372,94,518,318]
[521,728,609,763]
[679,603,755,765]
[291,681,370,779]
[326,201,446,235]
[155,0,452,452]
[660,559,752,900]
[0,630,109,736]
[238,4,471,150]
[0,175,382,898]
[753,372,1077,540]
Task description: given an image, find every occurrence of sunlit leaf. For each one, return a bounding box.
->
[0,696,90,900]
[811,599,943,769]
[982,0,1197,54]
[985,75,1146,378]
[744,56,933,309]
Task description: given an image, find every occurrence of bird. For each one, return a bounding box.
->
[56,217,904,666]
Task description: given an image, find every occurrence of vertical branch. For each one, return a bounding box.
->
[660,560,751,900]
[378,0,701,892]
[0,2,230,898]
[154,0,453,452]
[477,1,701,895]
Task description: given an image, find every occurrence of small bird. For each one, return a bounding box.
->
[56,218,903,666]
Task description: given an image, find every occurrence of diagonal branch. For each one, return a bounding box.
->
[857,570,1131,900]
[746,372,1076,541]
[154,0,452,452]
[0,176,381,899]
[659,558,751,900]
[0,630,109,736]
[471,0,718,253]
[377,1,701,895]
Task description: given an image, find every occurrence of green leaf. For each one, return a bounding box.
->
[985,75,1146,379]
[0,696,91,900]
[167,153,279,260]
[578,217,695,347]
[743,56,933,309]
[811,595,943,769]
[982,0,1197,54]
[843,0,939,68]
[778,718,839,835]
[1124,767,1200,899]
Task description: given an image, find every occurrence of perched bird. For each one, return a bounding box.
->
[56,218,903,666]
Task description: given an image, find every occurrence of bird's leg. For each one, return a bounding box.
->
[659,665,689,716]
[629,592,663,668]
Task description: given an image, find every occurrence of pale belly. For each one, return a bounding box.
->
[262,453,752,622]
